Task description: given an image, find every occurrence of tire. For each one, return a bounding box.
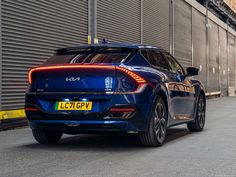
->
[32,129,63,144]
[187,93,206,132]
[139,96,168,147]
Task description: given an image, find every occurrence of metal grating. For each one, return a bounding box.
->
[143,0,169,51]
[97,0,141,43]
[1,0,88,110]
[174,0,192,68]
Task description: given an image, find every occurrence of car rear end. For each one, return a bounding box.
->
[25,46,154,134]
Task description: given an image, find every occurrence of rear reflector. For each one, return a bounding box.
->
[25,108,39,111]
[109,107,136,112]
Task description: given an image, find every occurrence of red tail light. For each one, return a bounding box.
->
[28,65,154,92]
[28,65,116,84]
[115,66,146,84]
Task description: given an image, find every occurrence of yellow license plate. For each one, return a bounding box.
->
[55,102,92,111]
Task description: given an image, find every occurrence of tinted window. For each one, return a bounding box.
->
[141,49,149,60]
[44,47,133,64]
[72,53,129,63]
[164,54,184,75]
[142,50,169,70]
[44,55,76,65]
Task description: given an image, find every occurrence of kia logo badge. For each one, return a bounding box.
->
[65,77,80,82]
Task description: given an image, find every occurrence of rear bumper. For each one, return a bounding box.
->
[25,86,155,132]
[26,108,149,132]
[29,119,141,133]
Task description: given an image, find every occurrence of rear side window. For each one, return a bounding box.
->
[164,54,185,75]
[71,53,129,64]
[141,50,169,71]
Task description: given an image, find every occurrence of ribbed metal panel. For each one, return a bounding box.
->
[97,0,141,43]
[192,8,207,88]
[208,20,219,92]
[174,0,192,68]
[143,0,169,51]
[1,0,88,110]
[219,27,228,96]
[228,33,235,88]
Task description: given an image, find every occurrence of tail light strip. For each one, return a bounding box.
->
[28,65,155,92]
[28,65,115,84]
[115,67,146,84]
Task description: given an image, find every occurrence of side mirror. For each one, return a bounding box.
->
[186,67,199,76]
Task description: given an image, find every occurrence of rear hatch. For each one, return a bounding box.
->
[26,46,148,114]
[27,64,147,114]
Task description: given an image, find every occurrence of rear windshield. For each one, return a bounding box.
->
[71,53,129,64]
[44,47,133,65]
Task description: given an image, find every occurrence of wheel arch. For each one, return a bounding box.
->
[199,90,206,103]
[156,89,169,124]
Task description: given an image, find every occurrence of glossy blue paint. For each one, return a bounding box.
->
[25,43,205,133]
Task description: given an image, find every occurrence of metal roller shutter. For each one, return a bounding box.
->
[97,0,141,43]
[208,20,219,92]
[228,33,235,88]
[174,0,192,68]
[192,8,207,88]
[219,27,228,96]
[1,0,88,110]
[143,0,169,51]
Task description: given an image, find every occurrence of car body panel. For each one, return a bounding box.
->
[25,43,205,133]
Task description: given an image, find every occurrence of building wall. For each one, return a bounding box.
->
[224,0,236,13]
[1,0,236,110]
[97,0,141,43]
[143,0,170,51]
[1,0,88,110]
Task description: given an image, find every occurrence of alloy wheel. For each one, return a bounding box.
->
[198,96,206,129]
[154,101,166,143]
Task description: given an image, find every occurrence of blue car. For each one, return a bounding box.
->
[25,43,206,147]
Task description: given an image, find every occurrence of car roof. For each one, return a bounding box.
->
[56,42,166,55]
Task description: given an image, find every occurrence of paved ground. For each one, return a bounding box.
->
[1,97,236,177]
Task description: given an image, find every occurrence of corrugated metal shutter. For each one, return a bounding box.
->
[97,0,141,43]
[208,20,219,92]
[219,27,228,96]
[143,0,169,51]
[235,38,236,91]
[1,0,88,110]
[192,8,207,88]
[174,0,192,68]
[228,33,235,88]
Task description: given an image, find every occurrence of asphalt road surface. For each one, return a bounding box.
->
[1,97,236,177]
